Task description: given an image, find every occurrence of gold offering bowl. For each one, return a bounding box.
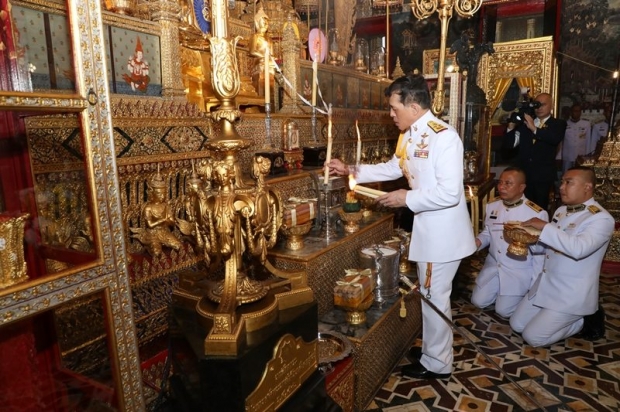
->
[503,223,541,257]
[339,209,363,233]
[337,293,374,325]
[281,220,313,250]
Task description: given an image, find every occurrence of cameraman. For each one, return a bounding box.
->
[503,93,567,211]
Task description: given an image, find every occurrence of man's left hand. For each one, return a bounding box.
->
[377,189,408,208]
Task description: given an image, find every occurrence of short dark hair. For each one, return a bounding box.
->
[501,166,526,183]
[568,165,596,185]
[384,74,431,109]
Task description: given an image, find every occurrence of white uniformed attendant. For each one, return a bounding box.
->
[473,167,548,318]
[588,105,613,154]
[327,74,476,379]
[510,167,614,347]
[559,104,591,173]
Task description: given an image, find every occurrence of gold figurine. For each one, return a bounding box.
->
[130,167,182,257]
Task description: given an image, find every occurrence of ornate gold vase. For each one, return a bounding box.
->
[339,209,363,233]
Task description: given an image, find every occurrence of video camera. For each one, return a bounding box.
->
[508,88,541,124]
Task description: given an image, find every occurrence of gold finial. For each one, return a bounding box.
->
[149,164,166,190]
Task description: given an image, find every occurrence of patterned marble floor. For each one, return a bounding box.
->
[364,255,620,412]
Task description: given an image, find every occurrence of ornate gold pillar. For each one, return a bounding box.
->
[149,0,187,98]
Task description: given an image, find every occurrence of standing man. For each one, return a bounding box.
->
[589,104,613,154]
[327,74,476,379]
[510,166,613,347]
[559,103,591,173]
[503,93,566,211]
[472,167,548,318]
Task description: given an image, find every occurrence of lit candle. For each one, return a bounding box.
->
[355,120,361,166]
[264,47,270,105]
[311,54,318,107]
[323,104,333,185]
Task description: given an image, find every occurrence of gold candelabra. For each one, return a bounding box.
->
[410,0,483,115]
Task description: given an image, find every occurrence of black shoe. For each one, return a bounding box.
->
[577,307,606,341]
[408,346,422,360]
[401,362,451,380]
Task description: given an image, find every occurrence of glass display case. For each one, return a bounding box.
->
[0,0,143,410]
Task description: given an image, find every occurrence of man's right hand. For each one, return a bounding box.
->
[326,159,349,176]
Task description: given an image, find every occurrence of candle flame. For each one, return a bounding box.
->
[468,185,473,199]
[349,175,357,191]
[356,120,361,141]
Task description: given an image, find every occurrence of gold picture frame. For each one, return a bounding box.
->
[422,49,459,75]
[424,72,465,136]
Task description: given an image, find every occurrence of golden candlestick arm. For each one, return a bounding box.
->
[411,0,483,116]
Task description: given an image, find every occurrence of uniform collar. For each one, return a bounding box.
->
[502,198,524,208]
[565,204,586,214]
[410,110,434,133]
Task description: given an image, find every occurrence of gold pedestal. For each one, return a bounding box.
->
[337,294,374,325]
[339,209,363,233]
[281,221,313,251]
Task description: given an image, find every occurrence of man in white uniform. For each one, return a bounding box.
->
[588,104,612,154]
[473,167,548,318]
[510,166,614,347]
[327,74,476,379]
[559,104,591,173]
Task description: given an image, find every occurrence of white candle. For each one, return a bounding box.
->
[353,185,386,199]
[355,120,361,166]
[323,105,333,185]
[311,54,318,107]
[264,48,270,105]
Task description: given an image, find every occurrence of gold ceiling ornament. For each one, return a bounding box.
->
[411,0,483,115]
[295,0,319,13]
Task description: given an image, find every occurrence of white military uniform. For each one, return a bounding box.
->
[588,121,609,154]
[510,198,614,347]
[560,118,591,173]
[473,196,548,318]
[356,110,476,374]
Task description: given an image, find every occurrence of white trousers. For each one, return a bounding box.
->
[471,275,524,318]
[417,260,461,374]
[510,294,583,347]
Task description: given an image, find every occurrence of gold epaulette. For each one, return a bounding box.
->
[588,205,601,214]
[526,200,543,212]
[427,120,447,133]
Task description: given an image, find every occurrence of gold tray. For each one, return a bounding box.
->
[318,331,352,365]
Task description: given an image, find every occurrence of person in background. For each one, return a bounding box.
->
[503,93,566,212]
[589,104,613,154]
[510,166,613,346]
[327,74,476,380]
[559,103,591,173]
[472,167,548,318]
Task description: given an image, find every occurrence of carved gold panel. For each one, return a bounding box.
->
[478,36,556,110]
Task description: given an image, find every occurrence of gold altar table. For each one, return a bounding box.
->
[268,213,395,317]
[269,213,422,411]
